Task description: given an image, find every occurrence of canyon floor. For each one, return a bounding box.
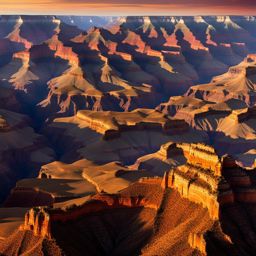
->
[0,15,256,256]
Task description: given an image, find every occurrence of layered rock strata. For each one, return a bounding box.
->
[0,16,255,116]
[76,109,189,139]
[20,180,164,239]
[161,143,256,221]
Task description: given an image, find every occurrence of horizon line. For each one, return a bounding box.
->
[0,13,256,17]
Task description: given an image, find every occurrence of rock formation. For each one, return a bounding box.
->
[76,108,189,139]
[44,107,207,165]
[158,55,256,169]
[160,143,221,219]
[0,15,255,256]
[20,207,51,238]
[0,16,254,117]
[160,143,256,221]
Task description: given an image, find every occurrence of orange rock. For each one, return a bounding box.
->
[20,207,51,238]
[188,232,206,255]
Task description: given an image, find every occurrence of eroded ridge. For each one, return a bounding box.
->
[19,179,164,239]
[76,108,189,139]
[161,143,256,220]
[157,143,256,255]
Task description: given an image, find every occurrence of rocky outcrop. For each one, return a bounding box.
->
[20,207,51,238]
[177,143,222,176]
[7,16,32,49]
[19,180,163,239]
[186,56,256,106]
[229,106,256,123]
[160,144,223,219]
[188,232,207,255]
[161,143,222,175]
[174,18,209,51]
[10,50,38,90]
[165,169,220,220]
[76,109,189,139]
[161,144,215,218]
[161,142,256,223]
[122,30,146,53]
[47,34,79,65]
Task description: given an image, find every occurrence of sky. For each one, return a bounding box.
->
[0,0,256,15]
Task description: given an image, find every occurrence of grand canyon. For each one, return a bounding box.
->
[0,15,255,256]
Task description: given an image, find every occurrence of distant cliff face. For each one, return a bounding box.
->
[157,59,256,173]
[0,15,256,119]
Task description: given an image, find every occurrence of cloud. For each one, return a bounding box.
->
[0,0,255,15]
[57,0,256,7]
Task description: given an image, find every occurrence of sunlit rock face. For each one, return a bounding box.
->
[157,55,256,171]
[43,107,207,166]
[6,141,256,255]
[0,15,256,256]
[0,16,255,119]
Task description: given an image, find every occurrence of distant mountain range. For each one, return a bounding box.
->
[57,16,120,30]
